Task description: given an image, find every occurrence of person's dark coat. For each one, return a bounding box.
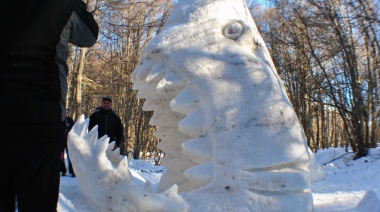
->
[65,117,75,134]
[63,116,75,175]
[88,108,124,146]
[0,0,99,141]
[0,0,98,210]
[63,116,75,147]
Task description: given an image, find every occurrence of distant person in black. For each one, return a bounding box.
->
[60,109,75,177]
[89,96,124,150]
[0,0,98,211]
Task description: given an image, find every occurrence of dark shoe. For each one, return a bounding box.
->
[61,173,66,177]
[70,174,76,177]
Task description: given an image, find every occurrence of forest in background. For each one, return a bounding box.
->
[65,0,380,161]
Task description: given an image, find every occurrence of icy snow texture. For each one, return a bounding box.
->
[130,0,313,211]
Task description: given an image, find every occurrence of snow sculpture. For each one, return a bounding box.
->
[131,0,313,210]
[68,0,313,211]
[68,118,188,212]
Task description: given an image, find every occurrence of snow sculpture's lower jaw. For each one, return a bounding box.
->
[186,186,313,212]
[184,167,313,211]
[67,116,188,212]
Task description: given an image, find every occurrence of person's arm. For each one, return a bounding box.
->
[113,117,124,150]
[88,113,96,132]
[69,0,99,47]
[67,118,75,132]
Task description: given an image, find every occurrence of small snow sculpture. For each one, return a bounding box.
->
[68,116,188,212]
[69,0,314,211]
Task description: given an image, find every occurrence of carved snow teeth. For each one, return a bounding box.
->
[182,136,212,164]
[178,107,205,138]
[154,124,197,193]
[157,140,182,156]
[244,170,310,192]
[142,98,165,111]
[134,82,158,100]
[170,87,200,115]
[132,82,143,90]
[158,154,199,193]
[161,153,198,171]
[145,63,167,84]
[135,60,154,81]
[136,89,151,99]
[130,59,147,82]
[154,126,189,140]
[156,70,186,95]
[159,169,197,193]
[156,127,191,155]
[68,115,188,211]
[183,162,213,186]
[149,103,185,127]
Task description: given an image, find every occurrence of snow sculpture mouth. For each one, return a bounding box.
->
[69,0,313,211]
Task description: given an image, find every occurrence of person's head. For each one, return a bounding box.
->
[101,96,112,110]
[65,109,70,118]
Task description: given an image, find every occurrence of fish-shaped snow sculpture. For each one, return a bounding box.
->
[68,0,313,211]
[131,0,313,210]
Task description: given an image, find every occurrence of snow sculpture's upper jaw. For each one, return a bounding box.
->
[130,0,284,145]
[149,0,260,47]
[165,0,256,29]
[134,0,270,79]
[132,0,275,118]
[132,0,309,160]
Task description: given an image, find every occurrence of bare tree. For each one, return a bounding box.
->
[251,0,380,158]
[67,0,174,158]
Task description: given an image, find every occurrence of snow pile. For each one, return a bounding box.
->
[312,146,380,211]
[59,145,380,212]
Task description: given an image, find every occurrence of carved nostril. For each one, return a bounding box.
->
[223,21,243,41]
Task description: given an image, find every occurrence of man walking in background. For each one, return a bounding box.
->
[89,96,124,151]
[0,0,98,211]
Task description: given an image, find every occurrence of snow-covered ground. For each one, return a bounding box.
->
[311,146,380,211]
[58,145,380,211]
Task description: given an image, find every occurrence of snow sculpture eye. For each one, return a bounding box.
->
[223,21,243,41]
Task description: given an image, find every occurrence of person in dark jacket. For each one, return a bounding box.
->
[89,96,124,150]
[0,0,98,211]
[60,109,75,177]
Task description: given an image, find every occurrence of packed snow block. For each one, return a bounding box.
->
[308,147,325,182]
[182,136,212,164]
[355,190,380,212]
[154,125,199,193]
[130,0,314,210]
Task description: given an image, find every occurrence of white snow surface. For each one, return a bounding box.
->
[58,146,380,211]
